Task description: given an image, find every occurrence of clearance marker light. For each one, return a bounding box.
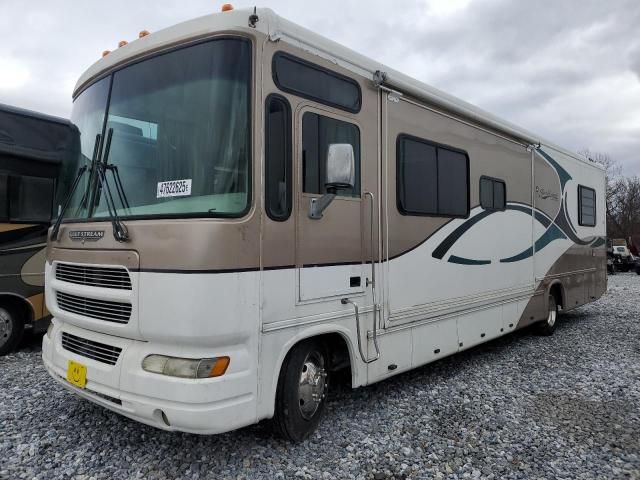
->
[102,50,111,57]
[221,3,234,12]
[139,30,150,38]
[118,40,128,48]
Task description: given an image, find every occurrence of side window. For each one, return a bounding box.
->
[272,52,362,113]
[0,174,8,221]
[480,176,506,211]
[8,175,55,223]
[265,94,292,221]
[578,185,596,227]
[397,135,469,217]
[302,112,361,198]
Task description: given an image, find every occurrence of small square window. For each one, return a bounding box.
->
[480,176,506,211]
[578,185,596,227]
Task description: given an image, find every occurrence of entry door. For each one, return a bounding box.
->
[295,106,378,304]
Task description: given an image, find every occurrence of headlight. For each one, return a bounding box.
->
[142,355,230,379]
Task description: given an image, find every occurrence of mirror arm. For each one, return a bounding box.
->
[308,193,336,220]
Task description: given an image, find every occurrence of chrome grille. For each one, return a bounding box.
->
[56,292,132,324]
[61,332,122,366]
[55,263,132,290]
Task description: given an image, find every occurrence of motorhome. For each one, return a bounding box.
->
[0,104,77,355]
[42,7,607,441]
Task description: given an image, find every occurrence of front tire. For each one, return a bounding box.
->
[0,306,24,356]
[535,294,558,336]
[273,339,330,442]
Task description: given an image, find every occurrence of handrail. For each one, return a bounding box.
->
[341,298,380,364]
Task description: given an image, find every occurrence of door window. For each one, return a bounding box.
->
[302,112,360,198]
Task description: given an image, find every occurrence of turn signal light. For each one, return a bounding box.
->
[139,30,150,38]
[118,40,128,48]
[221,4,234,12]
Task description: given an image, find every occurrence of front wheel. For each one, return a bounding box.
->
[273,339,330,442]
[535,294,558,336]
[0,307,24,356]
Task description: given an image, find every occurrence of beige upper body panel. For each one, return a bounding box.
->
[384,95,532,259]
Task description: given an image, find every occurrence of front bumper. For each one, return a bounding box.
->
[42,319,256,435]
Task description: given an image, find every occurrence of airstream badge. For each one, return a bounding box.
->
[69,230,105,242]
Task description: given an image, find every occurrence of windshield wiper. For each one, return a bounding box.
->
[95,127,129,242]
[50,134,101,241]
[105,163,130,212]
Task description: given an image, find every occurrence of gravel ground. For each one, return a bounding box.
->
[1,274,639,480]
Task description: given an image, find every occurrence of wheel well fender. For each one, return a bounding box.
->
[0,293,34,325]
[265,324,360,418]
[546,281,565,311]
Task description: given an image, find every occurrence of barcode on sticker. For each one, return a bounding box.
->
[157,179,192,198]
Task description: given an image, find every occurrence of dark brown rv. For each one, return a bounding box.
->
[0,104,77,355]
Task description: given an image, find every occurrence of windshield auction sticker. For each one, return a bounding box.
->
[157,179,192,198]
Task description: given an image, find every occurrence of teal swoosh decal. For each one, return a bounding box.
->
[590,237,606,248]
[537,149,572,190]
[500,223,566,263]
[499,247,533,264]
[448,255,491,265]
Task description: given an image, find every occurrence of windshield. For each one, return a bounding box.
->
[57,76,110,219]
[59,37,252,221]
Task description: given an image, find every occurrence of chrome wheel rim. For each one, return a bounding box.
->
[0,310,12,345]
[547,297,557,327]
[297,350,327,420]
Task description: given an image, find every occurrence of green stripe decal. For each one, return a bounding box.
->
[448,255,491,265]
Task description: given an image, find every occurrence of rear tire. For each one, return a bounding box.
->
[273,339,330,442]
[0,306,24,356]
[535,294,558,336]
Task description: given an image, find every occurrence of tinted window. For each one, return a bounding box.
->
[397,138,437,214]
[397,135,469,217]
[265,95,292,221]
[578,185,596,226]
[302,113,360,197]
[438,148,468,216]
[9,175,55,223]
[0,174,8,221]
[480,177,506,211]
[273,52,361,113]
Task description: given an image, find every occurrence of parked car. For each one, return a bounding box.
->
[608,240,636,272]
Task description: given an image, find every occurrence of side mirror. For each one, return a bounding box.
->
[325,144,355,191]
[309,143,356,220]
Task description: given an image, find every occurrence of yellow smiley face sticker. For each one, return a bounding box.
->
[66,360,87,389]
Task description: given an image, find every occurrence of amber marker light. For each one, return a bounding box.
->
[118,40,128,48]
[208,356,230,377]
[139,30,150,38]
[221,3,234,12]
[102,50,111,57]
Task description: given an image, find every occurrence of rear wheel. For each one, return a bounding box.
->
[535,294,558,336]
[0,306,24,356]
[273,339,329,442]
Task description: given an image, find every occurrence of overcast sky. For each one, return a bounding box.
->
[1,0,639,174]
